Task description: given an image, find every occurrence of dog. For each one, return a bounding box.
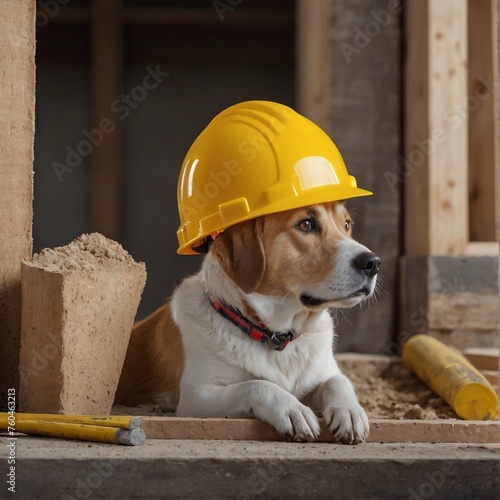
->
[116,201,380,444]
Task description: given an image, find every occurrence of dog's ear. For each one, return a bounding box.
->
[211,218,266,294]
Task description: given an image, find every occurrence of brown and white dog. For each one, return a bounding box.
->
[116,201,380,443]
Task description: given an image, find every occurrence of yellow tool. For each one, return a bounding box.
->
[0,413,145,445]
[7,413,142,429]
[402,334,499,420]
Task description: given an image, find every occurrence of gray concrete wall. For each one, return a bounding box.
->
[330,0,402,353]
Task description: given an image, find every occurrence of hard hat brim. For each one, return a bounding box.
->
[177,184,372,255]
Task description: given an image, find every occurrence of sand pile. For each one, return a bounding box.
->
[31,232,137,272]
[337,355,458,420]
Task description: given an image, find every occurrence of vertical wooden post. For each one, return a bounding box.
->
[497,0,500,384]
[90,0,123,240]
[0,0,35,409]
[295,0,332,133]
[405,0,469,256]
[468,0,499,242]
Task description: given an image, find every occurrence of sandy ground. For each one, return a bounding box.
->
[336,355,458,420]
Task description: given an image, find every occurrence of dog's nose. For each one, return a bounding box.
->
[354,252,381,278]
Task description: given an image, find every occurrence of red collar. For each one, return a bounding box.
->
[208,295,294,351]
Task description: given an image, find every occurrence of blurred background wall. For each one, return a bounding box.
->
[35,0,297,323]
[34,0,401,353]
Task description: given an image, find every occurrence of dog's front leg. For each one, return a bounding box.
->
[177,380,320,441]
[318,374,369,444]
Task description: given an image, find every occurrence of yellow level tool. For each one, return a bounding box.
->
[1,413,141,429]
[0,413,145,445]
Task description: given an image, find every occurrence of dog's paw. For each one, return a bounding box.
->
[323,402,369,445]
[270,401,320,442]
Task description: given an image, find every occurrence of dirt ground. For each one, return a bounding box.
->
[336,355,458,420]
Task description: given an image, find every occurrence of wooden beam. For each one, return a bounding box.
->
[463,347,499,371]
[465,241,499,255]
[140,417,500,443]
[405,0,469,255]
[468,0,499,242]
[404,1,430,256]
[47,7,294,26]
[90,0,123,240]
[0,0,35,410]
[295,0,332,133]
[124,8,293,26]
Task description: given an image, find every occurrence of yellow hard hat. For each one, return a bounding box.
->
[176,100,372,254]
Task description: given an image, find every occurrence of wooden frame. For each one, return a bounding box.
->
[45,7,294,26]
[468,0,499,242]
[405,0,469,256]
[405,0,499,257]
[90,0,123,241]
[295,0,332,133]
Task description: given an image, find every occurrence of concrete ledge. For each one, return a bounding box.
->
[3,437,499,499]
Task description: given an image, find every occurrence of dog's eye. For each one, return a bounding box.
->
[297,218,316,232]
[344,220,351,232]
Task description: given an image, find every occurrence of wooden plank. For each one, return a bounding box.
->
[124,8,294,26]
[0,0,35,410]
[465,241,500,255]
[463,347,499,371]
[49,7,294,26]
[429,0,468,254]
[404,1,430,256]
[429,330,499,352]
[498,0,500,248]
[90,0,123,240]
[140,417,500,444]
[428,290,498,332]
[295,0,332,133]
[405,0,469,255]
[468,0,499,242]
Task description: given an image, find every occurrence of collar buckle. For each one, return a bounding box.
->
[269,331,294,351]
